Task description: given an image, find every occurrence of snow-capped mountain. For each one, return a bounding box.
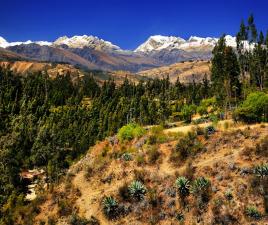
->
[0,34,245,72]
[0,37,52,48]
[134,35,186,53]
[135,35,238,53]
[53,35,122,52]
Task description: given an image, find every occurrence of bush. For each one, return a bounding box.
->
[102,196,119,219]
[58,199,72,216]
[128,180,147,201]
[118,183,130,201]
[170,132,203,163]
[147,146,161,164]
[245,206,261,220]
[256,136,268,157]
[69,213,94,225]
[204,125,216,137]
[233,92,268,123]
[118,123,146,142]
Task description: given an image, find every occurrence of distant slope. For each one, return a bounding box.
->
[138,60,211,83]
[0,47,29,61]
[0,61,143,84]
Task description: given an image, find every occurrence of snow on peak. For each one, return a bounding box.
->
[0,37,52,48]
[0,37,9,48]
[53,35,122,51]
[135,35,241,53]
[135,35,186,53]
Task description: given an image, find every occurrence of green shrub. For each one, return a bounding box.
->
[102,196,119,219]
[181,104,197,123]
[128,180,147,201]
[245,206,261,219]
[233,92,268,123]
[118,123,146,142]
[170,132,203,163]
[175,176,190,197]
[136,154,145,166]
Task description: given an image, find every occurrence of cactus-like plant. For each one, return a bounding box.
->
[175,176,190,197]
[121,152,132,161]
[175,212,184,222]
[102,196,118,219]
[245,206,261,219]
[128,180,147,200]
[190,177,210,195]
[254,164,268,178]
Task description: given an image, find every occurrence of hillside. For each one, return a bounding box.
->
[138,60,210,83]
[31,122,268,225]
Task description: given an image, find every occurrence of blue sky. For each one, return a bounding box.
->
[1,0,267,49]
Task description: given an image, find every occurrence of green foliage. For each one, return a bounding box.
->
[121,152,132,161]
[191,177,211,195]
[245,206,261,220]
[175,212,185,222]
[234,92,268,123]
[147,146,161,164]
[224,190,233,201]
[254,164,268,178]
[102,196,119,219]
[128,180,147,201]
[118,123,146,142]
[170,132,203,163]
[175,176,190,197]
[181,104,196,123]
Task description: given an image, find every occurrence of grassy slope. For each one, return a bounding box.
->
[33,122,268,225]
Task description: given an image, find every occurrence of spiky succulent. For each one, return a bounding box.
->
[254,164,268,178]
[175,176,190,196]
[175,212,184,222]
[121,153,132,161]
[128,180,147,200]
[190,177,210,195]
[102,196,118,219]
[245,206,261,219]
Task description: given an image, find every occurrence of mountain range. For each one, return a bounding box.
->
[0,35,238,72]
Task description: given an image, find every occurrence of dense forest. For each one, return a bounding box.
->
[0,14,268,224]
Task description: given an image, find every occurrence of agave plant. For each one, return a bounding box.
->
[175,176,190,197]
[129,180,147,200]
[245,206,261,219]
[102,196,118,219]
[190,177,210,195]
[121,152,132,161]
[254,164,268,178]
